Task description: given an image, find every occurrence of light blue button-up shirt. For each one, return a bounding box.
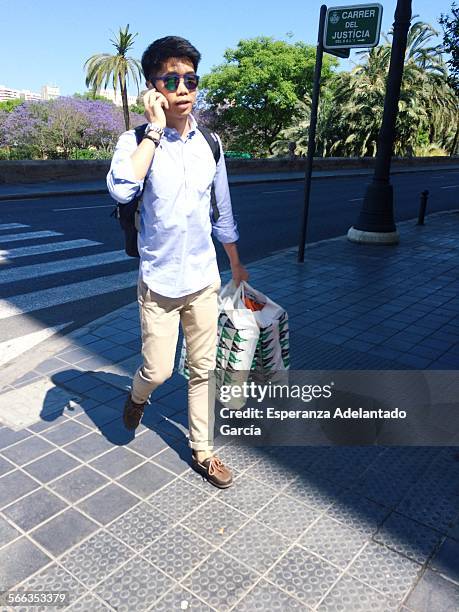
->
[107,114,239,298]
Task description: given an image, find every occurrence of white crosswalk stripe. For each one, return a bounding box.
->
[0,223,31,231]
[0,271,137,320]
[0,250,129,284]
[0,220,137,371]
[0,239,102,261]
[0,230,63,243]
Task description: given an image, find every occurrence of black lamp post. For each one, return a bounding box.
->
[348,0,412,244]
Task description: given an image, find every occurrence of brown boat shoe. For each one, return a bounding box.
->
[123,395,146,430]
[192,453,233,489]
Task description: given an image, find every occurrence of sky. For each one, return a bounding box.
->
[0,0,454,97]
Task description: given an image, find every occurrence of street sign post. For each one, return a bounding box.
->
[324,3,383,49]
[298,3,384,262]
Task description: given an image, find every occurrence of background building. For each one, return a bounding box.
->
[41,85,60,100]
[97,88,138,107]
[0,84,60,102]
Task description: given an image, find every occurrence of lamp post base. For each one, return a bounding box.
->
[347,227,400,244]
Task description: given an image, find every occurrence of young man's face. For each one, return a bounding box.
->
[147,57,198,120]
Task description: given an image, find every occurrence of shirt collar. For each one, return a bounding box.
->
[163,114,197,141]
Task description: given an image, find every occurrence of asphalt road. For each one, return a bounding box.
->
[0,169,458,371]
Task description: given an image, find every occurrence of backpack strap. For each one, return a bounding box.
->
[197,125,221,223]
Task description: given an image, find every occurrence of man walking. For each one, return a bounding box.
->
[107,36,248,488]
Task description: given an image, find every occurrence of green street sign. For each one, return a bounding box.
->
[324,3,383,49]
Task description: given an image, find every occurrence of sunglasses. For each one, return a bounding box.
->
[152,73,200,92]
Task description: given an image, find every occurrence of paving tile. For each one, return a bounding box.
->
[182,549,258,611]
[2,436,55,466]
[265,545,341,608]
[150,446,191,475]
[18,562,87,610]
[3,488,67,531]
[117,462,175,498]
[244,454,298,488]
[95,554,174,610]
[74,404,120,429]
[63,432,113,461]
[223,519,290,573]
[283,476,344,512]
[60,530,133,588]
[212,443,264,472]
[186,498,249,545]
[89,445,144,478]
[126,429,169,457]
[23,450,80,483]
[149,478,213,523]
[374,512,443,564]
[65,593,111,611]
[83,383,124,404]
[348,541,421,603]
[404,568,459,612]
[0,537,51,589]
[30,508,99,556]
[255,494,320,540]
[49,465,108,503]
[326,491,389,537]
[143,524,213,581]
[0,470,40,509]
[40,420,92,445]
[317,573,400,612]
[429,537,459,586]
[234,580,310,611]
[153,585,214,611]
[213,474,276,517]
[299,515,368,569]
[0,455,14,476]
[107,501,169,552]
[76,483,139,525]
[0,515,20,547]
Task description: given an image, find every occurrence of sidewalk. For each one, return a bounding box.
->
[0,212,458,610]
[1,162,459,200]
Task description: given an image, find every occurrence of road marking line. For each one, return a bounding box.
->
[0,322,72,368]
[0,250,129,284]
[261,189,300,194]
[0,224,31,231]
[0,239,101,261]
[440,185,459,190]
[349,197,364,202]
[0,270,138,320]
[0,230,62,244]
[53,205,114,211]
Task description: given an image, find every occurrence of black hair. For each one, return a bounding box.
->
[141,36,201,81]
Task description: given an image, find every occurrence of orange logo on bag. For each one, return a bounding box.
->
[244,296,265,312]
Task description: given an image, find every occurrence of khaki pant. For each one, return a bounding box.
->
[131,277,220,451]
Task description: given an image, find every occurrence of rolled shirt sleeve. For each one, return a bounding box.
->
[106,130,144,204]
[211,135,239,244]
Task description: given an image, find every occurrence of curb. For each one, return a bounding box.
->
[1,164,459,201]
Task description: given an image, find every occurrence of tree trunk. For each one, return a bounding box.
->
[450,116,459,156]
[119,75,130,131]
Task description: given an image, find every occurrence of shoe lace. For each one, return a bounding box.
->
[207,456,225,475]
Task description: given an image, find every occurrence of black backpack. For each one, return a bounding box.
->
[111,123,221,258]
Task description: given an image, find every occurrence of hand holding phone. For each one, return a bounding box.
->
[143,86,168,128]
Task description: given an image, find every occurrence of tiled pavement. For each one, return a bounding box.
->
[0,211,458,611]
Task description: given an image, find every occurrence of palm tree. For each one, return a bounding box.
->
[275,20,458,158]
[84,25,142,130]
[330,20,458,157]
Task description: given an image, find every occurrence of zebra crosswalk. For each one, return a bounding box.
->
[0,220,138,369]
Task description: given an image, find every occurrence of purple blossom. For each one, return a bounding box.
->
[0,97,144,158]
